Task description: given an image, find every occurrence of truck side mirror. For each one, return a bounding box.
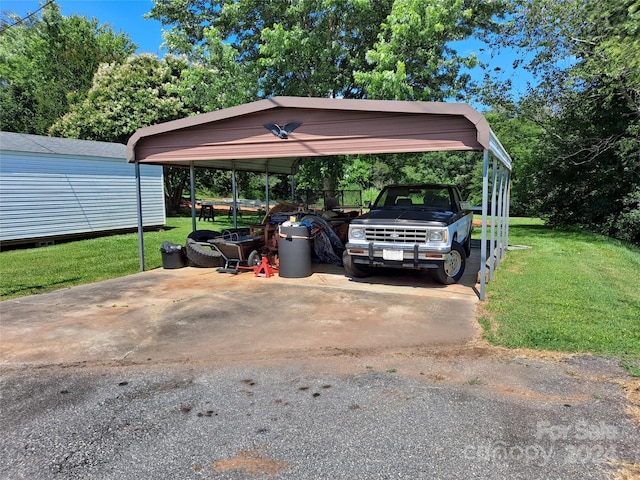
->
[459,201,471,210]
[364,200,371,208]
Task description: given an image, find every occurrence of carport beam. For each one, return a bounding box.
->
[503,172,511,254]
[265,162,270,215]
[496,164,506,268]
[480,149,489,301]
[190,163,197,233]
[490,157,498,281]
[135,161,145,272]
[232,163,238,229]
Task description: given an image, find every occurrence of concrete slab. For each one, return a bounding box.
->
[2,248,639,480]
[0,254,480,367]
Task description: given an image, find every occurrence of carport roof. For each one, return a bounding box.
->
[127,96,511,174]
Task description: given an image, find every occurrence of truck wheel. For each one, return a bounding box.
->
[342,250,371,278]
[463,235,471,258]
[432,241,466,284]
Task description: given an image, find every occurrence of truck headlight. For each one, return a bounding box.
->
[350,226,365,240]
[427,230,446,242]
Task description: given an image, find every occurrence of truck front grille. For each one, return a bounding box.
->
[364,227,428,243]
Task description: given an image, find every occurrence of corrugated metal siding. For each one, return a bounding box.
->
[0,150,165,242]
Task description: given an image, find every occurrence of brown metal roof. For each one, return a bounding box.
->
[127,96,500,174]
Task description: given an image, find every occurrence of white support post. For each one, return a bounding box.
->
[190,163,196,233]
[495,164,505,269]
[501,167,507,257]
[265,162,270,216]
[504,171,511,253]
[489,156,498,281]
[232,163,238,229]
[135,161,145,272]
[480,150,490,301]
[498,166,508,261]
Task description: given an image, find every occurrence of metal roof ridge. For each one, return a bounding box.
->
[126,96,489,162]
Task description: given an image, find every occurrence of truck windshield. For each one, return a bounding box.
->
[373,186,452,210]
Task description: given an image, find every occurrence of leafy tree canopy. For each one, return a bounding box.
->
[149,0,506,100]
[486,0,640,244]
[148,0,506,194]
[48,50,252,212]
[49,54,192,143]
[355,0,501,101]
[0,1,135,134]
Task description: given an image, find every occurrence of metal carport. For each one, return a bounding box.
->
[127,96,512,300]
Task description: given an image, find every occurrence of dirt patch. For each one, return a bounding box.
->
[610,461,640,480]
[212,446,288,478]
[619,379,640,424]
[472,218,489,227]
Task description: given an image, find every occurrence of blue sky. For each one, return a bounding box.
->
[2,0,166,55]
[2,0,534,101]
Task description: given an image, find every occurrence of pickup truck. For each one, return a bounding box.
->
[343,184,473,284]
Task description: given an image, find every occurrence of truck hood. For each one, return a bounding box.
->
[353,208,456,226]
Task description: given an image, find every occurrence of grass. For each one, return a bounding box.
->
[480,218,640,376]
[0,214,263,300]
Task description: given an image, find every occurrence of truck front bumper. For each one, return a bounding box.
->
[345,241,450,269]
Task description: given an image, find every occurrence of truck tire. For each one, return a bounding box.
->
[463,235,471,258]
[342,250,371,278]
[432,241,466,284]
[187,230,221,242]
[185,237,223,267]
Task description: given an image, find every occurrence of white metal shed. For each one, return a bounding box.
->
[0,132,165,245]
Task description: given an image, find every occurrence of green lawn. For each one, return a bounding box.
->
[1,215,638,375]
[479,218,640,375]
[0,214,262,300]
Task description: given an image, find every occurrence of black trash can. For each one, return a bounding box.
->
[160,241,186,269]
[278,224,311,278]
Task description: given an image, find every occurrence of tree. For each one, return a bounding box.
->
[341,154,394,191]
[355,0,503,101]
[150,0,505,100]
[482,111,544,216]
[49,54,197,212]
[149,0,505,193]
[338,151,480,202]
[149,0,389,99]
[49,25,255,213]
[487,0,640,244]
[162,25,256,112]
[0,1,135,134]
[158,25,256,210]
[50,54,192,143]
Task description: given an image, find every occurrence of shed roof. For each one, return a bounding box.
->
[1,131,125,159]
[127,97,511,174]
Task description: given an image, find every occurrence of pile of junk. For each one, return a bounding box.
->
[160,201,360,279]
